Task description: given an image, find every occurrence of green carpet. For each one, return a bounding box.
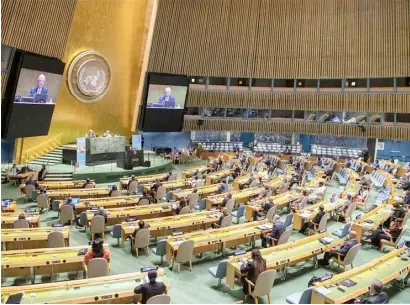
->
[1,161,409,304]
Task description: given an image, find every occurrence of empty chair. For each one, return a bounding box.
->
[286,287,313,304]
[156,186,166,202]
[85,258,109,278]
[60,204,74,225]
[37,193,49,212]
[90,215,105,240]
[245,269,277,304]
[225,199,235,214]
[25,184,35,202]
[132,228,150,257]
[174,240,194,273]
[332,223,351,239]
[208,259,228,288]
[219,215,232,228]
[194,199,206,211]
[179,206,191,215]
[146,295,171,304]
[266,206,277,223]
[47,231,65,248]
[330,243,362,271]
[111,224,122,246]
[188,193,199,209]
[284,213,294,228]
[168,174,178,181]
[110,190,121,197]
[231,205,246,224]
[276,227,292,245]
[152,238,167,265]
[128,180,139,193]
[14,218,29,228]
[138,198,150,206]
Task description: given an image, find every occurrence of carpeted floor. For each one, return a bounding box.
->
[1,159,409,304]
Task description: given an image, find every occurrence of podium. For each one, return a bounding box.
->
[117,148,144,169]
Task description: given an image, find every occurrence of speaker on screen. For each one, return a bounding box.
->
[139,73,189,132]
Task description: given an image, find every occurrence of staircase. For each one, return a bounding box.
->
[44,172,73,181]
[28,146,63,166]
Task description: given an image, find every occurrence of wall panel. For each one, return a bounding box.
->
[183,117,410,141]
[1,0,77,59]
[149,0,410,79]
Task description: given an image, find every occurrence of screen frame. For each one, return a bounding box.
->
[139,72,189,132]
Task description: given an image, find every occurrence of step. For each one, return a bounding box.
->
[46,173,73,177]
[44,177,73,181]
[36,156,62,161]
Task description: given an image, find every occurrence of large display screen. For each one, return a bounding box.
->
[2,52,65,138]
[140,73,188,132]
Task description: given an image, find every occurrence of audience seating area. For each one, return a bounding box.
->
[312,145,362,158]
[252,143,302,154]
[195,141,243,152]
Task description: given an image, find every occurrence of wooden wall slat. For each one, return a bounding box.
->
[186,90,410,113]
[149,0,410,78]
[183,117,410,141]
[1,0,77,59]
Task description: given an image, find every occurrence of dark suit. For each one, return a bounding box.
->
[94,210,108,223]
[403,195,410,206]
[158,95,176,107]
[38,168,46,181]
[134,281,166,304]
[262,221,286,247]
[320,239,358,265]
[220,197,230,208]
[138,195,152,204]
[359,292,388,304]
[300,210,325,233]
[29,87,48,96]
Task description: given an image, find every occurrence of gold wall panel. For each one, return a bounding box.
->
[149,0,410,78]
[183,117,410,141]
[1,72,7,97]
[15,0,150,162]
[187,90,410,113]
[1,0,77,59]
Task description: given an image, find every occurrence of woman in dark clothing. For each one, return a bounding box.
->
[240,249,267,295]
[367,218,403,249]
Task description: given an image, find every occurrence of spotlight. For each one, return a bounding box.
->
[191,78,196,83]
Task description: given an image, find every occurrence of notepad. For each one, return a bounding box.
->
[315,287,331,295]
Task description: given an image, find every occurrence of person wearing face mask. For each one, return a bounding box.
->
[354,279,388,304]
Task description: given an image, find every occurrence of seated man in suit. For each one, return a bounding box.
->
[82,178,93,188]
[93,207,108,224]
[138,191,153,204]
[299,205,326,234]
[28,74,48,97]
[261,215,285,247]
[220,193,232,208]
[336,194,353,219]
[354,279,388,304]
[253,198,275,221]
[150,179,162,192]
[157,87,176,107]
[134,270,167,304]
[38,165,47,181]
[308,182,326,203]
[318,231,358,266]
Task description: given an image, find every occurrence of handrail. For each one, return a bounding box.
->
[24,133,64,163]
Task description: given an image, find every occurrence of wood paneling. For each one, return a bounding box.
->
[149,0,410,79]
[1,0,77,59]
[183,117,410,141]
[1,72,8,97]
[186,90,410,113]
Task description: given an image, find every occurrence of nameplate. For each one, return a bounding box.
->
[18,237,27,241]
[312,249,322,255]
[209,240,220,244]
[101,294,113,300]
[193,221,203,225]
[244,232,255,237]
[278,259,288,265]
[399,267,409,275]
[52,260,61,264]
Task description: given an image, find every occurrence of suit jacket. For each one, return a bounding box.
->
[134,281,166,304]
[312,210,325,224]
[29,87,48,96]
[270,221,286,240]
[336,239,358,256]
[221,197,229,207]
[158,95,176,107]
[94,210,108,223]
[360,292,388,304]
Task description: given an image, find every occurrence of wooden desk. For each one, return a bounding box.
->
[120,211,223,241]
[181,165,208,178]
[47,188,110,201]
[171,184,221,200]
[1,269,170,304]
[20,180,95,191]
[293,199,345,231]
[351,204,393,242]
[1,227,70,250]
[226,232,344,287]
[312,247,410,304]
[165,221,272,263]
[1,200,16,213]
[7,172,33,183]
[233,174,250,190]
[205,169,232,185]
[66,195,141,216]
[85,203,174,229]
[1,212,40,229]
[142,178,194,193]
[245,191,300,221]
[205,187,264,210]
[119,173,169,190]
[1,244,105,283]
[264,175,292,189]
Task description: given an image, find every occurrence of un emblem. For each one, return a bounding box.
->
[67,51,111,103]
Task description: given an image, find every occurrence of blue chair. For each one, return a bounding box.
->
[284,213,293,228]
[286,287,313,304]
[231,205,246,224]
[111,224,122,246]
[208,259,228,288]
[152,238,167,265]
[194,198,206,211]
[332,223,351,239]
[76,212,88,231]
